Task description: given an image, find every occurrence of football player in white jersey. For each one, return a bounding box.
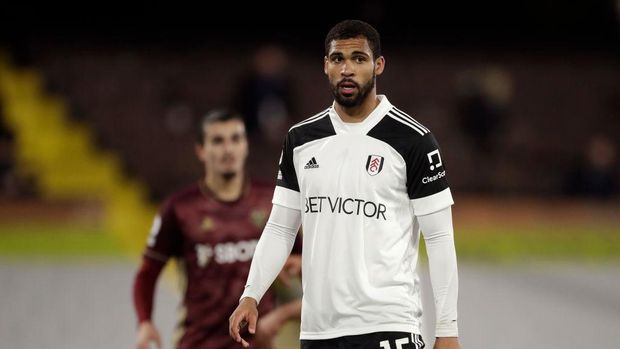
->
[230,20,461,349]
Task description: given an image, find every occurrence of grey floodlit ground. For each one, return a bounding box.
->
[1,260,619,349]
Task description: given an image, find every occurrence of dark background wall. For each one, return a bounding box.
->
[1,1,618,201]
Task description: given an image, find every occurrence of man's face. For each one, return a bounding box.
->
[196,119,248,179]
[324,37,384,107]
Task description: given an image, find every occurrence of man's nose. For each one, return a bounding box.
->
[222,141,234,153]
[340,61,354,76]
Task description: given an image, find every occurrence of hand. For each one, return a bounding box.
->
[136,321,162,349]
[229,297,259,348]
[433,337,460,349]
[278,255,302,287]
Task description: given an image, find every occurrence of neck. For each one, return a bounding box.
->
[335,90,379,123]
[204,172,245,202]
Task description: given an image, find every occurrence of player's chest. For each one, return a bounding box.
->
[294,135,406,193]
[177,203,270,245]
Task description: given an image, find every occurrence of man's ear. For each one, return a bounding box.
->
[195,143,205,162]
[374,56,385,76]
[324,56,329,75]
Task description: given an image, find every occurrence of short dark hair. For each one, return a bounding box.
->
[196,109,245,144]
[324,20,381,59]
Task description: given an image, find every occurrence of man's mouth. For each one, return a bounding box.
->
[338,81,358,95]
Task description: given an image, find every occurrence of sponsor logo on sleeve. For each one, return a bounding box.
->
[422,171,446,184]
[426,149,442,170]
[423,149,446,184]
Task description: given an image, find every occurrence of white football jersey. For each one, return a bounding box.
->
[273,95,454,339]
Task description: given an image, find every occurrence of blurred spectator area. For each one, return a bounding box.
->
[28,45,620,201]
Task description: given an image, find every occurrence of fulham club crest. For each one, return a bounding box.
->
[366,155,384,176]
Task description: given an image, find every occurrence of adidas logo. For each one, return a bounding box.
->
[304,157,319,169]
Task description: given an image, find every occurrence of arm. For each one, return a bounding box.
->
[133,256,166,349]
[418,206,460,349]
[403,131,459,348]
[134,199,182,349]
[229,204,302,348]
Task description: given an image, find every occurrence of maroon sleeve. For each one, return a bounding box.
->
[132,256,165,324]
[291,231,303,255]
[144,199,183,261]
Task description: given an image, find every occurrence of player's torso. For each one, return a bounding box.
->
[293,116,421,336]
[173,184,271,284]
[171,184,275,348]
[293,130,416,275]
[295,133,408,219]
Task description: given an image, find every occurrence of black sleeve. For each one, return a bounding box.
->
[275,132,300,192]
[407,132,450,199]
[144,199,183,261]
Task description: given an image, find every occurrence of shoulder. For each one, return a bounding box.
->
[286,107,335,147]
[289,107,331,132]
[368,106,439,158]
[372,105,432,140]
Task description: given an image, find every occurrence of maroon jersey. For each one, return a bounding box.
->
[144,180,278,349]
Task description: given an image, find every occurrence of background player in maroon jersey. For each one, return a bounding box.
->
[133,110,301,349]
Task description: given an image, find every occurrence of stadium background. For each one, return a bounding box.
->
[0,2,619,348]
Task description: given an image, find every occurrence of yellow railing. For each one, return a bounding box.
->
[0,53,155,254]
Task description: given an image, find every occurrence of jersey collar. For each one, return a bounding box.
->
[329,95,393,135]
